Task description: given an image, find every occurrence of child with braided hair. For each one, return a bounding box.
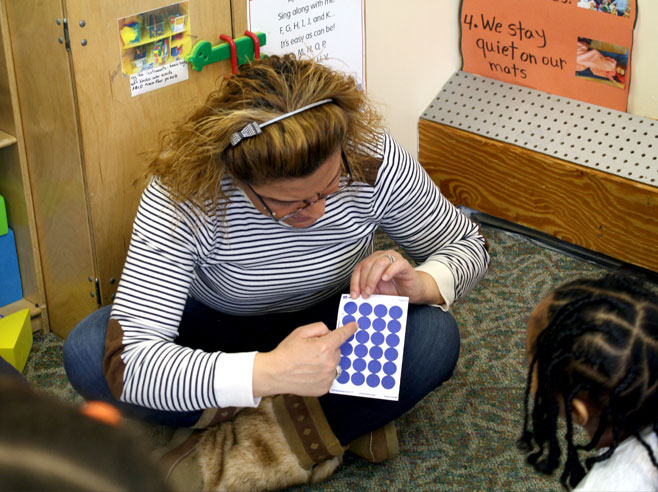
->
[518,273,658,490]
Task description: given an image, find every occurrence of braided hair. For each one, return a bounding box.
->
[517,273,658,489]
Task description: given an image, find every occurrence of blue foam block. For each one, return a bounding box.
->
[0,228,23,307]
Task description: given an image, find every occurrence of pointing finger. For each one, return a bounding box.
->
[327,321,358,348]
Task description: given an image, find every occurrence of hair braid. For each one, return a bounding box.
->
[560,385,587,489]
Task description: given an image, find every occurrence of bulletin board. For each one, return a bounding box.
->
[459,0,638,111]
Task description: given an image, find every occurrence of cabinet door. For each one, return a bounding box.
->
[3,0,97,337]
[62,1,234,324]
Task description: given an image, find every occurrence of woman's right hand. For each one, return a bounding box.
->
[252,321,358,398]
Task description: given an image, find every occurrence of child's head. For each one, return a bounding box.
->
[518,273,658,489]
[0,375,171,491]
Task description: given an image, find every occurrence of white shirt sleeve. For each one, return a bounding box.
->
[214,352,261,408]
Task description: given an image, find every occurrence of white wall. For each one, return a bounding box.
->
[627,1,658,120]
[365,0,658,158]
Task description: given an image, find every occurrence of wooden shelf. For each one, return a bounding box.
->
[0,129,16,149]
[0,298,44,333]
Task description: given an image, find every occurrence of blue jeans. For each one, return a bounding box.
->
[64,295,460,444]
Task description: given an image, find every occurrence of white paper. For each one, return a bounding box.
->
[330,294,409,401]
[130,58,189,97]
[247,0,365,88]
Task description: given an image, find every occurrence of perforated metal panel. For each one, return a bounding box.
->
[420,71,658,188]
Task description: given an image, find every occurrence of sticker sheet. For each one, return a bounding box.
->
[330,294,409,401]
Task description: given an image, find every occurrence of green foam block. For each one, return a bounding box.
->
[0,194,7,236]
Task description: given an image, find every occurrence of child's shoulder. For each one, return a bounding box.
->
[574,429,658,491]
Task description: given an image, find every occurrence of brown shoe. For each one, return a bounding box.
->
[348,421,399,463]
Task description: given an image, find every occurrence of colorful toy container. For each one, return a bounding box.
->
[120,21,142,45]
[152,38,169,65]
[132,45,148,69]
[0,308,32,372]
[146,14,165,39]
[168,12,186,33]
[171,45,184,59]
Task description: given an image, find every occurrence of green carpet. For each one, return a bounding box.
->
[22,224,613,491]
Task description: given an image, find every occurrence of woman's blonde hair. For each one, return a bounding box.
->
[148,54,383,213]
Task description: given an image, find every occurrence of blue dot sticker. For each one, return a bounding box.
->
[355,344,368,358]
[374,304,388,317]
[369,345,383,360]
[340,357,351,370]
[372,318,386,332]
[342,315,355,325]
[387,319,401,333]
[353,358,366,372]
[368,359,381,373]
[358,316,371,330]
[367,374,380,388]
[383,361,397,375]
[359,302,373,316]
[382,375,395,389]
[344,301,358,314]
[386,333,400,347]
[356,330,370,344]
[371,332,385,346]
[337,370,350,384]
[351,372,365,386]
[385,347,398,361]
[340,343,353,356]
[389,305,403,319]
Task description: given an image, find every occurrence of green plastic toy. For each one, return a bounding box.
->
[0,194,8,236]
[185,31,267,73]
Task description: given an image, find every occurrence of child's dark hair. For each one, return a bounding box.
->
[517,273,658,489]
[0,375,171,491]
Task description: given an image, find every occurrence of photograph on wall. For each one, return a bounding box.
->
[577,0,631,17]
[117,1,191,77]
[576,37,628,89]
[459,0,637,111]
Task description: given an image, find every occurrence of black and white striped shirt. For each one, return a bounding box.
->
[109,133,489,411]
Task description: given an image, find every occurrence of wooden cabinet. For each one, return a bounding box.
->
[1,0,239,337]
[0,8,47,331]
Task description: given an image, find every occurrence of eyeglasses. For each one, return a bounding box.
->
[246,148,353,222]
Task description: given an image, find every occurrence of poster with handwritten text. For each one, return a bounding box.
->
[460,0,637,111]
[247,0,365,88]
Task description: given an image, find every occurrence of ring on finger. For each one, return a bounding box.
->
[335,366,342,379]
[384,253,395,265]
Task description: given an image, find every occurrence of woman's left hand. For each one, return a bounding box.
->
[349,250,444,305]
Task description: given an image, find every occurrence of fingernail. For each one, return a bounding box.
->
[351,291,357,298]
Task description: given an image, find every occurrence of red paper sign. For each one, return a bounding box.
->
[459,0,637,111]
